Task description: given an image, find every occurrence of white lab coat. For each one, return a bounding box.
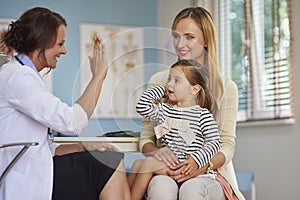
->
[0,59,88,200]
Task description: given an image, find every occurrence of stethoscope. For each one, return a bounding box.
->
[15,55,25,65]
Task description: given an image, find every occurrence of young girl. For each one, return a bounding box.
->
[128,59,221,200]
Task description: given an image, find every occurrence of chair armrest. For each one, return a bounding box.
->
[0,142,39,186]
[0,142,39,148]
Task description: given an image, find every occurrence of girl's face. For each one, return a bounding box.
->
[166,66,199,107]
[172,18,206,64]
[35,25,67,71]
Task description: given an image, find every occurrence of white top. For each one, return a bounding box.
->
[0,55,88,200]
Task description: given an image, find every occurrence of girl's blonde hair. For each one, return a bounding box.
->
[171,7,224,119]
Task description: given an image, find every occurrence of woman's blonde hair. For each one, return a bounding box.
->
[171,7,224,119]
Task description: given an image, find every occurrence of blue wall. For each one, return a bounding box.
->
[0,0,159,136]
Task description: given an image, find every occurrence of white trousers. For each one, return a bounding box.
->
[146,175,226,200]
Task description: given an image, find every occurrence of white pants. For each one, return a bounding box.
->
[146,175,226,200]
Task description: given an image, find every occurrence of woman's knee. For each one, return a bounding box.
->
[179,178,225,200]
[146,175,178,200]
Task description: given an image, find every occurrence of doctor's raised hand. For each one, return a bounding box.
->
[76,34,108,118]
[89,34,108,78]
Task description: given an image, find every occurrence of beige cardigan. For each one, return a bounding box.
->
[139,70,245,200]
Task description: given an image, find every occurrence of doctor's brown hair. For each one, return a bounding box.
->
[3,7,66,55]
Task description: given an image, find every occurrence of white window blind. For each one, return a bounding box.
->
[198,0,294,122]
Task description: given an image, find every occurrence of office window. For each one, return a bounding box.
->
[199,0,293,123]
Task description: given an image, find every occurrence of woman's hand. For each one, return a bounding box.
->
[151,146,179,167]
[83,142,120,152]
[88,34,108,80]
[77,34,108,118]
[55,143,120,156]
[167,162,207,183]
[178,156,198,175]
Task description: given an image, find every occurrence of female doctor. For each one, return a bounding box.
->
[0,7,131,200]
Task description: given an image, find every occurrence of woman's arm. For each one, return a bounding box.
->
[54,142,119,156]
[214,78,238,166]
[76,35,108,118]
[54,143,85,155]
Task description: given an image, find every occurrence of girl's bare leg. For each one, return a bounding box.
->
[131,157,167,200]
[128,159,143,188]
[99,159,131,200]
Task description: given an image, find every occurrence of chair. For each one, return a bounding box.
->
[0,142,39,186]
[0,53,10,66]
[236,171,256,200]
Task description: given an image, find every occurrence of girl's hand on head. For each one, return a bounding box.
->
[88,34,108,80]
[153,147,179,167]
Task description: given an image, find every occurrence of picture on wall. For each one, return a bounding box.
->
[0,18,53,93]
[80,23,144,118]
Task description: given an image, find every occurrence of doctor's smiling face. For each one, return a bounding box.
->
[44,25,67,69]
[34,24,67,72]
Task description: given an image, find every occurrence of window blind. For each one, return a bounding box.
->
[198,0,293,122]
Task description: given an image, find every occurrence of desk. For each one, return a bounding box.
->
[54,137,139,152]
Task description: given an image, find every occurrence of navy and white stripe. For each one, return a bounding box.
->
[136,85,221,168]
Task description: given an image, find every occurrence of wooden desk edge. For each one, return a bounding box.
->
[53,137,139,152]
[54,136,139,142]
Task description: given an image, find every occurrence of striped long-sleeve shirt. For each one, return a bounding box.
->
[136,85,221,168]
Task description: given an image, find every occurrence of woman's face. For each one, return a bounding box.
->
[40,25,67,71]
[172,18,206,63]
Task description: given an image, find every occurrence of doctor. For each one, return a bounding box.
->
[0,7,131,200]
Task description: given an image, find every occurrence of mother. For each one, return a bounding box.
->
[139,7,245,200]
